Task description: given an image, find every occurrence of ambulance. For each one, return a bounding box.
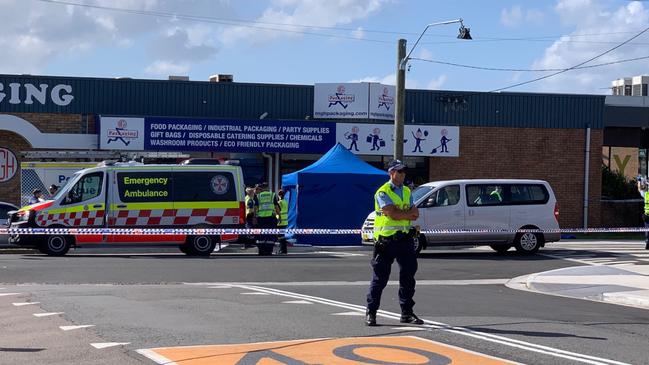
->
[8,161,245,256]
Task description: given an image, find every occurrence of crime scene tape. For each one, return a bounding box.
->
[0,227,648,235]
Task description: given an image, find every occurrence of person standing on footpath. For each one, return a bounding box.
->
[256,183,279,243]
[365,159,422,326]
[276,189,289,254]
[638,177,649,250]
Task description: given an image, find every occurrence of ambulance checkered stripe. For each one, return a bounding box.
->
[108,208,241,226]
[35,210,105,227]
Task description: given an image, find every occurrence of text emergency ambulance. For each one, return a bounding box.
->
[8,161,245,256]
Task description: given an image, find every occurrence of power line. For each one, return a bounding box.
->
[489,25,649,92]
[33,0,649,47]
[410,55,649,72]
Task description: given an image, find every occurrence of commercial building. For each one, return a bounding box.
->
[0,73,619,228]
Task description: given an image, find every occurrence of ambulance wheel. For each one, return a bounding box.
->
[514,231,543,254]
[40,234,72,256]
[185,235,217,256]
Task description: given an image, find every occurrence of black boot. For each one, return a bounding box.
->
[400,313,424,325]
[365,310,377,326]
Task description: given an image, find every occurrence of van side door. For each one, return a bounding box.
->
[56,171,106,227]
[418,184,465,244]
[464,183,510,243]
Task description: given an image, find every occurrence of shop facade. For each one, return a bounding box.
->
[1,74,605,228]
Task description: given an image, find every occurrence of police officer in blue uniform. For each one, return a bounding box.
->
[365,159,423,326]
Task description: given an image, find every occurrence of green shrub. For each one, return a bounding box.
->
[601,166,639,199]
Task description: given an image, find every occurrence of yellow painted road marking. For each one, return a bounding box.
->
[138,336,517,364]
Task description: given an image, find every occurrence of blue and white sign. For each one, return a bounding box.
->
[99,116,145,151]
[336,123,459,157]
[369,84,395,120]
[314,83,369,119]
[143,118,336,154]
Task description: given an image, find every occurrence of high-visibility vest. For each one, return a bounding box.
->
[277,199,288,227]
[257,191,275,218]
[245,196,254,216]
[373,182,411,240]
[644,192,649,215]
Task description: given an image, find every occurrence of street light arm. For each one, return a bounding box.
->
[400,18,464,70]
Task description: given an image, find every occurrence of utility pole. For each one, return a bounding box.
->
[394,38,406,161]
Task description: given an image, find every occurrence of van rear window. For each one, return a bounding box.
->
[173,172,236,202]
[509,184,549,204]
[466,183,549,206]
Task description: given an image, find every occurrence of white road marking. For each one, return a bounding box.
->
[0,292,21,297]
[231,284,630,365]
[135,349,176,364]
[207,285,233,289]
[240,292,270,295]
[282,300,312,304]
[331,311,364,316]
[188,279,509,286]
[392,326,427,331]
[60,325,95,331]
[91,342,130,349]
[33,312,64,317]
[12,302,40,306]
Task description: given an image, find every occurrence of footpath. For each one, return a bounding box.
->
[508,264,649,310]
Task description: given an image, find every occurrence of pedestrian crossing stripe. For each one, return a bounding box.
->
[136,336,516,365]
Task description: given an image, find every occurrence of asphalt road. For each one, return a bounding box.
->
[1,243,648,365]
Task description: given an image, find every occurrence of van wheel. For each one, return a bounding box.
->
[40,235,72,256]
[185,235,217,256]
[490,245,511,254]
[414,234,426,254]
[514,232,543,254]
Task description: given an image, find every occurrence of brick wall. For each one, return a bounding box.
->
[600,200,643,227]
[427,127,603,229]
[0,131,31,206]
[11,112,94,134]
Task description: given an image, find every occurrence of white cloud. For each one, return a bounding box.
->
[219,0,389,46]
[352,26,365,39]
[145,60,190,75]
[0,0,226,75]
[501,5,545,27]
[417,48,433,60]
[501,6,523,27]
[350,73,419,88]
[426,74,447,90]
[531,0,649,94]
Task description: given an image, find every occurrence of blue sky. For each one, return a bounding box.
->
[2,0,648,94]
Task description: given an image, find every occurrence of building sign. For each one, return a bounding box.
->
[99,117,145,150]
[369,83,395,120]
[0,147,17,182]
[314,83,396,120]
[337,123,460,157]
[0,82,74,106]
[314,83,369,119]
[99,116,336,154]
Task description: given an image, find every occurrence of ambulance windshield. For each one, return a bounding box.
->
[52,172,81,201]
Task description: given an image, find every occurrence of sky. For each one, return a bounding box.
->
[1,0,648,95]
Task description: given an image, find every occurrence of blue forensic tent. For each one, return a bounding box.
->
[281,143,388,245]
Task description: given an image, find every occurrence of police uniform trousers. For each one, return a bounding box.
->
[256,216,277,242]
[366,234,418,314]
[644,214,649,246]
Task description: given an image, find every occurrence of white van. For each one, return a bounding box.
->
[9,161,245,256]
[361,179,560,254]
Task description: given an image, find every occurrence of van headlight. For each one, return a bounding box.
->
[17,210,31,222]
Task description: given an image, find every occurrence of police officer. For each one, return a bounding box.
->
[365,159,422,326]
[243,187,258,249]
[638,178,649,250]
[276,189,289,254]
[256,183,279,243]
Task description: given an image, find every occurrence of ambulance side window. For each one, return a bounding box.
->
[174,172,236,201]
[63,172,103,205]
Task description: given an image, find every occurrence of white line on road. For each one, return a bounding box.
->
[91,342,130,349]
[232,284,630,365]
[240,292,270,295]
[392,326,427,331]
[331,311,364,316]
[60,325,95,331]
[12,302,40,306]
[33,312,64,317]
[0,292,21,297]
[282,300,312,304]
